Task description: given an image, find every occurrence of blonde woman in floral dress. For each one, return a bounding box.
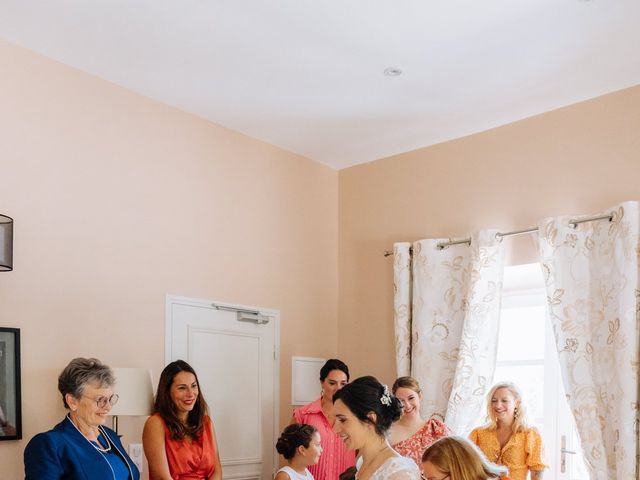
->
[469,382,546,480]
[388,377,451,468]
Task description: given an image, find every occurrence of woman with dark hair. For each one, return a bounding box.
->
[143,360,222,480]
[24,357,140,480]
[292,359,355,480]
[275,423,322,480]
[388,376,451,468]
[333,376,420,480]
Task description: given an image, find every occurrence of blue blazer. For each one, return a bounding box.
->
[24,416,140,480]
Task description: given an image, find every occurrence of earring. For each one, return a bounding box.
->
[514,407,519,419]
[321,388,325,398]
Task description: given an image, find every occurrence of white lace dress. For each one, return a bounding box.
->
[367,456,420,480]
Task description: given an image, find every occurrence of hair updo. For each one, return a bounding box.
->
[333,376,402,436]
[276,423,318,460]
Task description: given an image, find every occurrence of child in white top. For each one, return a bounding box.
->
[275,424,322,480]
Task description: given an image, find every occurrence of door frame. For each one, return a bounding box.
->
[165,294,281,478]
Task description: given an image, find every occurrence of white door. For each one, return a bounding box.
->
[166,295,280,480]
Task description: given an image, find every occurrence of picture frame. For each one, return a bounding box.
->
[0,327,21,440]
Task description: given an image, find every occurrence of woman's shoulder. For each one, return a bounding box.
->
[375,456,420,480]
[420,417,450,437]
[519,425,542,440]
[145,412,166,427]
[293,398,322,422]
[295,398,322,415]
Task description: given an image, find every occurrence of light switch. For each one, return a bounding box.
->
[129,443,143,472]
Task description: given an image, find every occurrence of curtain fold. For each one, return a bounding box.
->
[394,230,505,434]
[537,201,639,480]
[393,242,412,377]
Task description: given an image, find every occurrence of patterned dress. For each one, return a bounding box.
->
[391,418,451,467]
[469,426,546,480]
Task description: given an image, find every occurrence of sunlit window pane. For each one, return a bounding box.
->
[497,306,546,361]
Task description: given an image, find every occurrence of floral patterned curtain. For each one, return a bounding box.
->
[393,230,505,434]
[537,201,639,480]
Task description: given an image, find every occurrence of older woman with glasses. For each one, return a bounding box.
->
[24,357,140,480]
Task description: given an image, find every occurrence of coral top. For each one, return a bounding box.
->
[151,413,217,480]
[469,426,546,480]
[293,398,356,480]
[392,418,451,467]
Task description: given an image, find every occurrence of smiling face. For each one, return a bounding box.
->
[332,399,372,451]
[490,387,518,424]
[66,381,113,430]
[394,387,421,419]
[300,431,323,466]
[421,460,449,480]
[321,369,348,401]
[170,371,199,418]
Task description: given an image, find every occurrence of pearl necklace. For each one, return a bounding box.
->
[66,415,112,453]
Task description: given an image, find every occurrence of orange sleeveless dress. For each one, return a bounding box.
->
[150,413,217,480]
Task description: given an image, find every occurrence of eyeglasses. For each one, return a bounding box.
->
[90,394,119,408]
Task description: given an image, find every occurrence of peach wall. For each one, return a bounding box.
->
[338,85,640,386]
[0,39,338,478]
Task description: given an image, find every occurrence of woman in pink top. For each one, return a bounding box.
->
[292,359,356,480]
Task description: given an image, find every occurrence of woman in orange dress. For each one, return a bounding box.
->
[469,382,545,480]
[388,376,451,468]
[143,360,222,480]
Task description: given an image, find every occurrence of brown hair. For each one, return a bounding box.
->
[153,360,209,440]
[422,436,507,480]
[392,376,421,395]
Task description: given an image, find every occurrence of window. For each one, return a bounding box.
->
[488,264,588,479]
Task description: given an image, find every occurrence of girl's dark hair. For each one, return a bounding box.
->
[153,360,209,440]
[276,423,318,460]
[319,359,350,382]
[333,376,402,436]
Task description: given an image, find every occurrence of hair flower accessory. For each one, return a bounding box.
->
[380,384,392,406]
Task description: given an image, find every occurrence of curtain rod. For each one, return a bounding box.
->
[383,213,613,257]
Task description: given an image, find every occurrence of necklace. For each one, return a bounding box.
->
[66,415,112,453]
[356,444,389,480]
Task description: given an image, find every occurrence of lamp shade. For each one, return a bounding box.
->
[110,368,154,416]
[0,214,13,272]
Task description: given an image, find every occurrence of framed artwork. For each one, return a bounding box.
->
[291,356,325,405]
[0,327,21,440]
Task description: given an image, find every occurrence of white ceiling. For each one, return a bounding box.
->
[1,1,639,169]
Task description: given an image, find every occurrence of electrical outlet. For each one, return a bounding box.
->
[128,443,143,472]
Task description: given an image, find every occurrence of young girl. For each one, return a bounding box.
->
[276,424,323,480]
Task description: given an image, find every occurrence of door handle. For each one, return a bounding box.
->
[560,435,576,473]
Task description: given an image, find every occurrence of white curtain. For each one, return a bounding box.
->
[537,201,639,480]
[393,230,505,434]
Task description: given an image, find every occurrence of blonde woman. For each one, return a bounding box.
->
[388,376,451,468]
[421,436,507,480]
[469,382,545,480]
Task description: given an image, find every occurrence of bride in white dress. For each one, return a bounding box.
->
[333,376,420,480]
